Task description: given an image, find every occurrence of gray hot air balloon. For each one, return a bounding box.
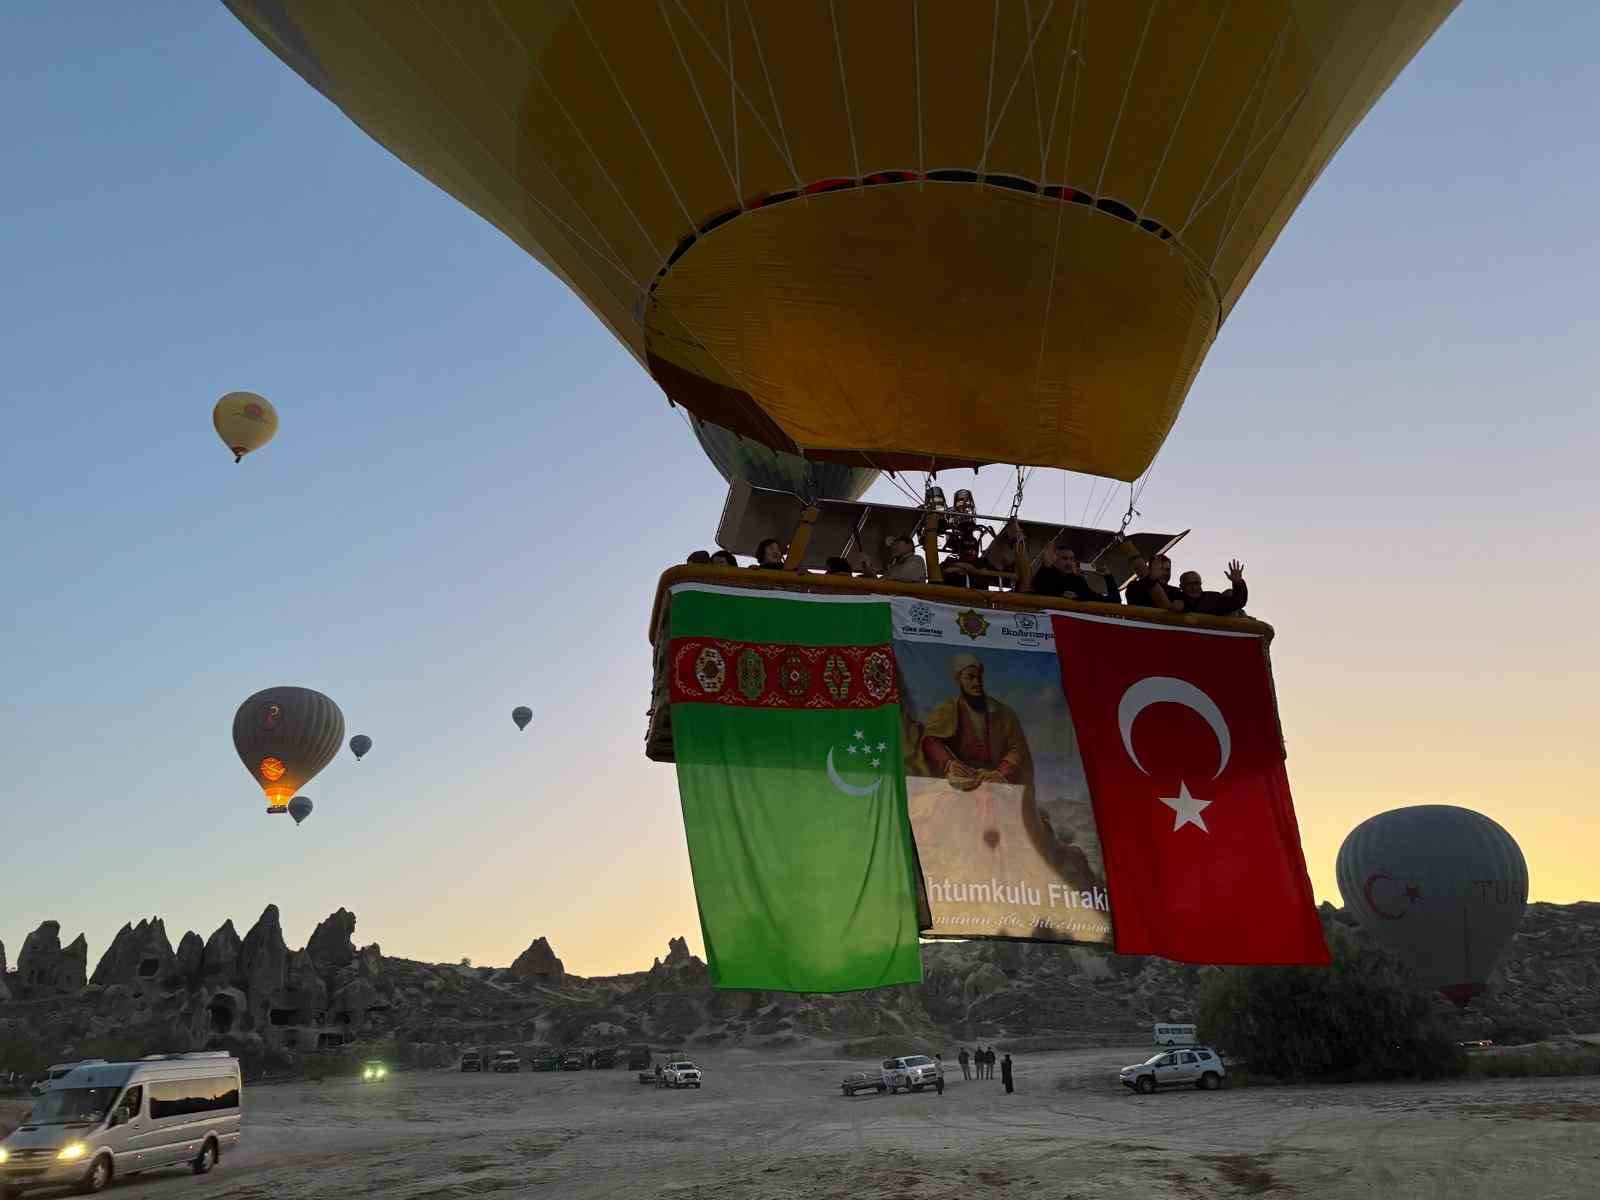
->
[287,795,314,826]
[231,686,344,814]
[512,706,532,732]
[349,734,372,761]
[1335,805,1528,1005]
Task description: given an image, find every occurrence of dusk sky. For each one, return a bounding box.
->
[3,2,1594,976]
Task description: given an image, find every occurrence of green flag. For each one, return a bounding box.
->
[669,585,923,992]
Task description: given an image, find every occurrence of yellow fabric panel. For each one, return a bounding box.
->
[225,0,1456,478]
[650,185,1216,479]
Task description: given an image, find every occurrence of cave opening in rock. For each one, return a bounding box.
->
[268,1008,300,1027]
[138,958,160,978]
[208,996,236,1035]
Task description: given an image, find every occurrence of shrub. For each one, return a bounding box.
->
[1198,926,1466,1083]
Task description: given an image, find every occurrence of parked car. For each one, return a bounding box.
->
[559,1051,587,1071]
[626,1048,651,1072]
[591,1048,616,1070]
[840,1070,886,1097]
[661,1061,702,1089]
[881,1056,943,1094]
[528,1050,561,1071]
[361,1060,388,1082]
[490,1051,521,1073]
[459,1052,483,1073]
[1119,1046,1226,1094]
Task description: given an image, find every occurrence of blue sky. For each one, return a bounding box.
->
[2,2,1595,974]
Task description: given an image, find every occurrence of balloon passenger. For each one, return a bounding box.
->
[1124,554,1182,611]
[877,534,927,583]
[1030,542,1119,603]
[753,538,787,570]
[686,550,712,565]
[709,550,738,568]
[1178,561,1248,616]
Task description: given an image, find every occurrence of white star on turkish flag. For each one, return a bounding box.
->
[1159,781,1211,832]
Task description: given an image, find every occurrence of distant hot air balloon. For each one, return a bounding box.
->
[212,391,278,463]
[512,706,532,732]
[232,687,344,814]
[1336,806,1528,1005]
[288,795,314,826]
[349,734,372,761]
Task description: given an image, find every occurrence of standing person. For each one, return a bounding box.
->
[1177,560,1249,616]
[879,533,928,583]
[1001,1053,1014,1094]
[958,1047,971,1081]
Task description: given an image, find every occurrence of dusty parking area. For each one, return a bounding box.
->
[27,1047,1600,1199]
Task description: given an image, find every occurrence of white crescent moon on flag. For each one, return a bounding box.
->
[1117,676,1232,779]
[826,747,882,797]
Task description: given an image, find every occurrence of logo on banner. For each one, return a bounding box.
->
[1000,612,1051,649]
[908,602,934,626]
[1117,676,1232,834]
[955,609,990,640]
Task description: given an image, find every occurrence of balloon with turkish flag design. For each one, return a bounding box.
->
[1051,614,1328,965]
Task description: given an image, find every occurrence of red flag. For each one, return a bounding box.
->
[1052,614,1329,965]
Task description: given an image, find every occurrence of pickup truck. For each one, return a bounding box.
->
[459,1052,483,1073]
[592,1048,617,1069]
[661,1061,702,1089]
[840,1070,886,1097]
[881,1055,944,1094]
[490,1050,522,1073]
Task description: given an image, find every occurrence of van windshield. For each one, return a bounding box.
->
[27,1087,118,1126]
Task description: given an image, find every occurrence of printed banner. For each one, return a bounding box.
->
[891,597,1112,944]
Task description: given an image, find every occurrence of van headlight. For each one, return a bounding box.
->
[58,1143,88,1161]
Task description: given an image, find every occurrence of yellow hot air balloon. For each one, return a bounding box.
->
[213,391,278,463]
[225,1,1455,481]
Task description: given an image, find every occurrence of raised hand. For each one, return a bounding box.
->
[1226,559,1245,584]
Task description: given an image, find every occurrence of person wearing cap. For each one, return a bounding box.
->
[879,533,928,583]
[916,654,1031,793]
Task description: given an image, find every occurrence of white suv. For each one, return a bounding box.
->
[881,1056,944,1094]
[1119,1047,1226,1094]
[662,1061,702,1089]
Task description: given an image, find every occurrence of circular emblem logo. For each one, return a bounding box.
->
[736,649,766,700]
[822,654,852,702]
[862,651,894,701]
[258,702,283,731]
[908,602,934,626]
[693,647,727,695]
[779,653,810,698]
[259,756,286,782]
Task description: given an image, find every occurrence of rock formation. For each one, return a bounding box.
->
[509,937,564,980]
[17,921,88,993]
[0,939,8,1002]
[307,908,357,970]
[90,918,177,988]
[174,931,204,986]
[202,921,242,984]
[239,906,290,1000]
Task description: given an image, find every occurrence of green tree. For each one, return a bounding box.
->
[1199,924,1465,1082]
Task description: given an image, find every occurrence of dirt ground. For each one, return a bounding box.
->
[17,1046,1600,1199]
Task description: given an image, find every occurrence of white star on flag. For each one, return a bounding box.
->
[876,741,887,751]
[846,744,858,755]
[869,758,881,768]
[854,730,865,740]
[1159,781,1211,833]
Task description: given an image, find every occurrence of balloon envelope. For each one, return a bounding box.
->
[213,391,277,462]
[226,2,1456,481]
[512,706,532,731]
[349,734,372,760]
[232,687,345,813]
[288,795,314,826]
[1335,805,1528,1005]
[690,417,876,502]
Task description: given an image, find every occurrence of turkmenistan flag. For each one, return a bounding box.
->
[669,584,923,992]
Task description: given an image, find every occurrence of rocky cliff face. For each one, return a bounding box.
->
[1,903,1593,1067]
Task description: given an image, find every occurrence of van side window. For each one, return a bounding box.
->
[119,1086,142,1119]
[150,1077,240,1119]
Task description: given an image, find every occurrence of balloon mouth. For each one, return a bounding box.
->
[1438,982,1485,1007]
[231,446,245,462]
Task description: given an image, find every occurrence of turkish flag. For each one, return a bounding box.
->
[1052,614,1329,965]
